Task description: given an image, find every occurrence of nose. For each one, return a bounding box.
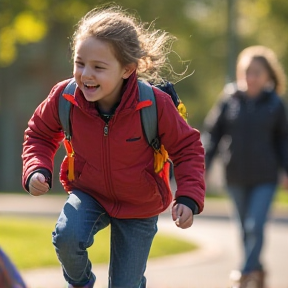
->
[81,66,93,80]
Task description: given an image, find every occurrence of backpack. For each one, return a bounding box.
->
[0,248,27,288]
[59,79,187,181]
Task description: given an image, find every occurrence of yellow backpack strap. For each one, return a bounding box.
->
[59,78,77,181]
[138,80,170,173]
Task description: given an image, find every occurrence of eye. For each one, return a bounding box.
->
[75,61,84,67]
[95,66,104,70]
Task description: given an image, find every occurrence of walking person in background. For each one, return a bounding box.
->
[203,45,288,288]
[21,4,205,288]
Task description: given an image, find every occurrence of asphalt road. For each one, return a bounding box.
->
[1,193,287,288]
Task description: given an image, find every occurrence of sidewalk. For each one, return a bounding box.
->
[1,192,287,222]
[1,193,287,288]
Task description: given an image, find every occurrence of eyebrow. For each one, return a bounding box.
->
[74,56,109,66]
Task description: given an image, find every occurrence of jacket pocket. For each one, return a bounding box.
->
[145,168,172,208]
[73,155,86,179]
[59,154,86,191]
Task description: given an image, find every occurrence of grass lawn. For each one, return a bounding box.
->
[0,216,197,270]
[274,188,288,204]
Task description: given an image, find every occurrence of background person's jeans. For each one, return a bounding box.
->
[52,190,158,288]
[227,183,277,274]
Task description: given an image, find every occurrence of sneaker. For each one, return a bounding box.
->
[229,270,242,288]
[67,273,96,288]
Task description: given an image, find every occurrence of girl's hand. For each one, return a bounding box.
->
[172,203,193,229]
[29,173,50,196]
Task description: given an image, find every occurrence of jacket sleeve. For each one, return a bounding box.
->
[202,98,227,171]
[154,88,205,213]
[274,98,288,174]
[21,82,67,191]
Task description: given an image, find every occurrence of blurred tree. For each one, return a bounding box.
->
[0,0,287,191]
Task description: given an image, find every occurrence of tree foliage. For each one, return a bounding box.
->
[2,0,286,108]
[0,0,287,191]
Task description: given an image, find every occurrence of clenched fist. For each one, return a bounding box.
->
[29,172,50,196]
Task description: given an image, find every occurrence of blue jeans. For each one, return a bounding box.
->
[52,190,158,288]
[227,183,277,274]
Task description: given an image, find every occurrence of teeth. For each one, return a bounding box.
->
[84,83,100,89]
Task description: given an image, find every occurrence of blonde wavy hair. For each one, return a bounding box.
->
[236,45,287,95]
[71,4,182,84]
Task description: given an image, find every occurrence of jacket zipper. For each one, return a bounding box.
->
[102,121,119,215]
[104,123,109,136]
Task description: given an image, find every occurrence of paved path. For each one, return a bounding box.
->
[1,193,287,288]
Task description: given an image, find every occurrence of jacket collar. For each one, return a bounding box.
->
[234,89,276,103]
[71,71,139,117]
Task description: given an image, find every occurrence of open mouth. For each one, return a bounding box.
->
[84,83,100,90]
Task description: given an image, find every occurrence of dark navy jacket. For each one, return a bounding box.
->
[204,87,288,186]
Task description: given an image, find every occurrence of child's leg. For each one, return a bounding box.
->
[52,190,110,287]
[108,216,158,288]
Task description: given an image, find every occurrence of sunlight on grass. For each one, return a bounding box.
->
[275,189,288,204]
[0,216,197,270]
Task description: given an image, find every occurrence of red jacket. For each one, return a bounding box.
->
[22,73,205,218]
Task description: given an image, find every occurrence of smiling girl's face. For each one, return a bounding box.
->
[73,36,135,112]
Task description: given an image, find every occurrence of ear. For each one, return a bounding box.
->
[122,63,137,79]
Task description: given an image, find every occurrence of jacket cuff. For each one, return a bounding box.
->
[176,196,199,215]
[25,169,52,192]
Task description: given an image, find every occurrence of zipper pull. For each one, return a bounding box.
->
[104,124,109,136]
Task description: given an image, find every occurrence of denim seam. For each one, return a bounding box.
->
[87,212,108,242]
